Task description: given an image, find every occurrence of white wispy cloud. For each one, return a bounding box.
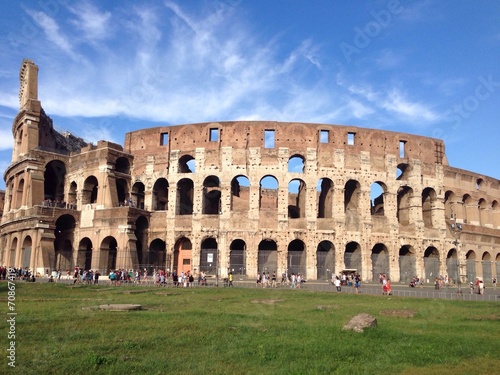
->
[26,9,78,59]
[0,128,13,150]
[381,89,439,122]
[0,94,18,110]
[345,83,439,123]
[1,1,443,136]
[68,1,112,42]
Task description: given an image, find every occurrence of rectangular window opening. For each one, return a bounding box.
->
[347,132,355,145]
[319,130,329,143]
[209,128,219,142]
[264,129,275,149]
[160,132,169,146]
[399,140,406,158]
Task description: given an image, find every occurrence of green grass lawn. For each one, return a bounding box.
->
[2,282,499,374]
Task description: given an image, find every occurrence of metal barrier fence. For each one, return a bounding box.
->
[37,275,500,302]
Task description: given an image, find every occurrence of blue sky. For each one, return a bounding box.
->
[0,0,499,190]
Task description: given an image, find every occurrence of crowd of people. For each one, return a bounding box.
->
[3,266,498,298]
[0,267,35,282]
[41,199,77,209]
[331,272,362,293]
[255,271,307,289]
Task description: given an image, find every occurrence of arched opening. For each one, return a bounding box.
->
[344,242,361,275]
[466,250,477,282]
[115,157,130,174]
[259,176,278,211]
[344,179,360,212]
[15,129,23,156]
[202,176,221,215]
[77,238,93,271]
[83,176,98,205]
[496,253,500,282]
[397,186,413,225]
[68,181,77,208]
[54,214,76,272]
[179,155,195,173]
[396,163,410,180]
[116,178,128,207]
[399,245,416,282]
[446,249,458,284]
[288,155,305,173]
[177,178,194,215]
[288,239,306,277]
[482,252,492,282]
[422,187,437,228]
[462,194,475,224]
[135,216,149,266]
[173,237,192,275]
[370,182,386,216]
[9,238,18,267]
[345,180,361,230]
[288,179,306,219]
[131,182,145,209]
[371,243,389,281]
[152,178,169,211]
[478,198,489,226]
[100,236,118,273]
[492,201,500,228]
[149,238,166,270]
[44,160,66,203]
[21,236,32,269]
[317,178,333,219]
[258,239,277,274]
[229,239,246,276]
[200,238,218,274]
[476,178,484,190]
[231,176,250,211]
[444,190,456,221]
[15,179,24,209]
[423,247,440,282]
[316,240,334,280]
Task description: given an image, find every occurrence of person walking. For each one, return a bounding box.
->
[290,273,296,289]
[479,280,484,295]
[354,274,361,294]
[386,278,392,296]
[334,276,341,292]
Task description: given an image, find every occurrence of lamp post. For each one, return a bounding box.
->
[215,248,219,287]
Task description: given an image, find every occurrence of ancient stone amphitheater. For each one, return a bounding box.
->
[1,60,499,283]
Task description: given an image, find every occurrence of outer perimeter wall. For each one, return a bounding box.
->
[121,121,499,283]
[1,61,499,283]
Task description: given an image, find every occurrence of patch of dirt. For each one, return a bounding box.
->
[251,299,284,304]
[123,290,150,294]
[380,309,416,318]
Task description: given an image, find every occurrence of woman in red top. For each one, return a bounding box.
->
[386,279,392,295]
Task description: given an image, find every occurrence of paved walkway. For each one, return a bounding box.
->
[233,279,500,301]
[45,276,500,301]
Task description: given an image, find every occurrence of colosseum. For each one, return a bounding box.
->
[1,59,499,284]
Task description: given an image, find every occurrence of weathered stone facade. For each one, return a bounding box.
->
[1,60,499,283]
